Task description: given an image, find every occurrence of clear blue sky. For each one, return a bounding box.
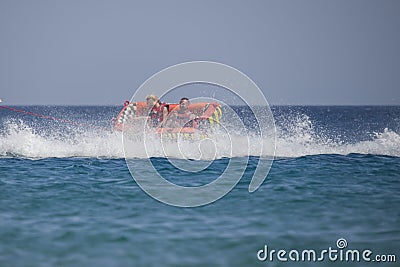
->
[1,0,399,105]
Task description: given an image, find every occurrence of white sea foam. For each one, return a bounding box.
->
[0,118,399,159]
[0,121,124,159]
[274,114,400,158]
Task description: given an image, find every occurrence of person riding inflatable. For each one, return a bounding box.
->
[146,94,168,127]
[169,97,197,128]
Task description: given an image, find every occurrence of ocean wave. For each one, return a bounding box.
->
[0,120,124,159]
[0,118,399,159]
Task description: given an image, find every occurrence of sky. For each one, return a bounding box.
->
[0,0,399,105]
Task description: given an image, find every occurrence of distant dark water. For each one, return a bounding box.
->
[0,105,399,266]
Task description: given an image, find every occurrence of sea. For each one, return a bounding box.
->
[0,105,399,267]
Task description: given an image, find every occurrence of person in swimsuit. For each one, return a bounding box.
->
[169,97,197,128]
[145,94,168,127]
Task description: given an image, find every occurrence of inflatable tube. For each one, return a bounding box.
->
[113,101,222,138]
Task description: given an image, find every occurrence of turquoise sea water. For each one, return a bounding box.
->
[0,106,399,266]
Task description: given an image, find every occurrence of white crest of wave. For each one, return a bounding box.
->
[0,118,399,159]
[343,128,400,157]
[0,121,124,158]
[274,114,400,158]
[124,133,254,160]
